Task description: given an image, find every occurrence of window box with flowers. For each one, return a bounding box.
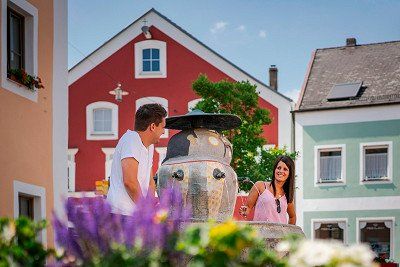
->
[7,68,44,91]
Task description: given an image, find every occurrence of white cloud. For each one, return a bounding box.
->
[210,21,228,34]
[236,25,246,32]
[258,30,267,38]
[283,88,301,103]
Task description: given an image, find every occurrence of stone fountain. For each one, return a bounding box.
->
[157,110,304,250]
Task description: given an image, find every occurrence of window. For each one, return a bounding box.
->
[93,108,112,133]
[67,149,78,192]
[7,8,24,71]
[312,219,347,244]
[135,97,168,138]
[134,40,166,78]
[360,142,392,184]
[18,194,34,220]
[13,181,46,243]
[143,48,160,72]
[101,148,115,180]
[1,0,38,101]
[358,218,394,260]
[86,102,118,140]
[315,145,346,185]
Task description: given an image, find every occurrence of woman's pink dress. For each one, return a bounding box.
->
[253,183,288,223]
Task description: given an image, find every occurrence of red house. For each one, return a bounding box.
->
[68,9,294,196]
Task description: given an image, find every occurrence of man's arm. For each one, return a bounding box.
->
[148,169,156,198]
[122,157,142,203]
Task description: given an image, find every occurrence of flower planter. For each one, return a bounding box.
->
[8,74,22,85]
[380,263,398,267]
[7,69,44,91]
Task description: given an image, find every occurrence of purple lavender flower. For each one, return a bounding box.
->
[52,186,191,265]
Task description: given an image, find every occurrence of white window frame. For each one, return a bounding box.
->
[359,141,393,185]
[13,180,46,244]
[314,144,346,186]
[86,101,118,140]
[135,97,168,138]
[67,148,78,192]
[311,218,348,245]
[188,98,202,111]
[101,147,115,180]
[356,217,395,260]
[1,0,38,102]
[134,40,166,79]
[155,147,167,168]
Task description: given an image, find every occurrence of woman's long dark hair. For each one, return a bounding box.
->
[270,155,295,203]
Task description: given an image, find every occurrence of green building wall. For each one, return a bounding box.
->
[303,119,400,199]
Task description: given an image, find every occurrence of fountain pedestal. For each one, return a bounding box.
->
[158,110,304,255]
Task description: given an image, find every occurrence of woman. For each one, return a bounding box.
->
[239,155,296,224]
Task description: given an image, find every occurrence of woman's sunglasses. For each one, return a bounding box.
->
[275,199,281,213]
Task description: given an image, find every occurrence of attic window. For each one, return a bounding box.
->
[134,40,166,79]
[327,82,363,101]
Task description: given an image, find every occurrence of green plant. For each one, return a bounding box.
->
[0,217,54,267]
[177,220,286,266]
[8,68,44,91]
[192,74,297,191]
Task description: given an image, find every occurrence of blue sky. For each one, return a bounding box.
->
[68,0,400,102]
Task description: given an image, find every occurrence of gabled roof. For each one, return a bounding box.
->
[296,40,400,112]
[68,8,292,106]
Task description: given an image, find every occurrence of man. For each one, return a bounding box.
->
[107,103,167,215]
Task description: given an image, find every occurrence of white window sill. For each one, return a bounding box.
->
[87,133,118,140]
[360,178,393,185]
[1,78,38,102]
[136,71,166,79]
[91,132,114,135]
[315,180,345,187]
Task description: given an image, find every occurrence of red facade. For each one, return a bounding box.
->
[69,25,279,192]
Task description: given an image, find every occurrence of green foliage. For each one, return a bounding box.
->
[0,217,54,267]
[192,74,297,191]
[0,215,377,267]
[177,221,286,267]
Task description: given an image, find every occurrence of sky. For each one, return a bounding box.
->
[68,0,400,102]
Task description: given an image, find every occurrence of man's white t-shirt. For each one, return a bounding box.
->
[107,130,154,215]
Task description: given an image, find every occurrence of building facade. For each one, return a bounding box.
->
[295,39,400,261]
[0,0,68,246]
[68,9,294,194]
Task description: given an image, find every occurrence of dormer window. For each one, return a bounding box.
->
[135,40,166,79]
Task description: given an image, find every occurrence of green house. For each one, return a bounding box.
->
[294,38,400,261]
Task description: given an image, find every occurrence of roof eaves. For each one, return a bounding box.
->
[69,8,155,72]
[68,8,292,102]
[295,50,316,110]
[293,101,400,113]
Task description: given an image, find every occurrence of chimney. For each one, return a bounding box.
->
[346,37,357,47]
[269,65,278,91]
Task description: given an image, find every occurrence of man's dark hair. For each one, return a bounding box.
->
[134,103,167,131]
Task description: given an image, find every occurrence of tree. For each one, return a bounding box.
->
[192,75,296,191]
